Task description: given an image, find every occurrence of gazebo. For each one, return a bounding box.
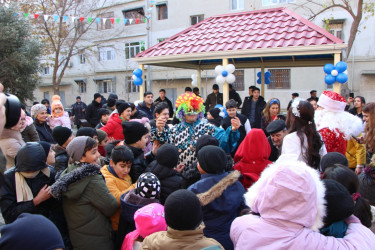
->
[133,7,346,103]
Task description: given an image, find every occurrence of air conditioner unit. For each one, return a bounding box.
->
[68,62,73,67]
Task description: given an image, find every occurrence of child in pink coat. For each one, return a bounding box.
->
[49,95,71,130]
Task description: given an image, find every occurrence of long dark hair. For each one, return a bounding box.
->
[323,165,372,228]
[286,100,323,169]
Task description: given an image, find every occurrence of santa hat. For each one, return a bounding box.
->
[317,91,346,112]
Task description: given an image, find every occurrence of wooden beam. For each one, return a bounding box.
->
[261,67,265,97]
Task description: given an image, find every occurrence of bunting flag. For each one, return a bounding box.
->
[63,16,68,22]
[110,18,114,24]
[23,13,29,18]
[44,15,49,21]
[34,14,39,19]
[53,15,59,22]
[88,17,93,23]
[79,17,84,22]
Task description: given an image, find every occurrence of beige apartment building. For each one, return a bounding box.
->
[35,0,375,109]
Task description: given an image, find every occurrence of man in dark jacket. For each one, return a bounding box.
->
[137,91,155,120]
[154,89,174,118]
[71,96,87,129]
[266,120,286,162]
[85,93,102,127]
[229,84,242,108]
[241,87,266,128]
[205,84,223,112]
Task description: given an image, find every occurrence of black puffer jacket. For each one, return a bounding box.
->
[146,161,186,204]
[85,100,102,127]
[241,96,266,129]
[128,146,147,183]
[53,145,69,173]
[34,120,55,143]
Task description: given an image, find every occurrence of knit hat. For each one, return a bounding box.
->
[164,189,203,230]
[76,127,97,138]
[30,104,47,119]
[36,141,51,158]
[135,203,167,238]
[317,91,347,112]
[0,213,64,250]
[52,126,73,146]
[195,135,219,157]
[67,136,89,162]
[197,145,227,174]
[96,129,108,143]
[208,108,220,119]
[322,179,354,225]
[51,95,64,114]
[135,172,161,199]
[320,152,349,172]
[98,108,110,118]
[122,121,149,145]
[156,144,179,169]
[15,142,47,172]
[94,93,101,100]
[107,98,116,108]
[4,94,22,129]
[116,101,131,115]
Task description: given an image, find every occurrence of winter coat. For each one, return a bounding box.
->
[229,89,242,108]
[101,165,135,231]
[128,146,148,183]
[234,129,271,189]
[140,224,223,250]
[222,113,248,152]
[101,113,125,140]
[213,126,240,154]
[50,163,118,250]
[0,129,25,170]
[154,97,174,118]
[34,120,55,144]
[49,111,71,130]
[85,100,102,127]
[205,92,223,112]
[130,109,148,120]
[71,101,87,125]
[230,156,375,249]
[188,171,246,250]
[267,136,281,162]
[146,161,185,204]
[241,96,266,128]
[137,101,155,120]
[53,145,69,173]
[21,116,40,142]
[346,137,366,169]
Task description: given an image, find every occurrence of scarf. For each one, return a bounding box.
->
[15,167,51,202]
[320,220,348,238]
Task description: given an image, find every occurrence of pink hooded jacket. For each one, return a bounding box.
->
[230,154,375,250]
[49,111,71,130]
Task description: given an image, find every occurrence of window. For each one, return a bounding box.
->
[262,0,295,6]
[43,91,49,100]
[268,69,290,89]
[97,12,114,30]
[123,8,146,26]
[126,76,139,93]
[97,79,115,93]
[231,0,244,10]
[191,15,204,25]
[99,47,115,61]
[125,42,145,59]
[79,50,86,64]
[232,70,244,91]
[157,4,168,20]
[327,20,344,40]
[43,67,50,75]
[75,80,86,93]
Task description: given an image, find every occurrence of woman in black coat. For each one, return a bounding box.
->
[31,104,55,143]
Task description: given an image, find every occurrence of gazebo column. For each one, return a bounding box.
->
[223,58,229,104]
[197,68,201,93]
[260,66,265,97]
[139,64,145,100]
[333,53,341,94]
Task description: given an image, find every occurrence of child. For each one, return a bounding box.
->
[76,127,98,141]
[320,152,348,173]
[49,95,71,130]
[37,141,55,166]
[101,146,136,240]
[188,145,246,250]
[97,129,109,157]
[50,136,118,250]
[118,172,161,246]
[141,189,223,249]
[52,126,74,172]
[122,203,167,250]
[96,108,110,129]
[146,143,186,204]
[122,121,151,183]
[20,106,39,142]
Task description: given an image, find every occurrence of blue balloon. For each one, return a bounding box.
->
[257,72,261,77]
[265,78,271,84]
[325,74,336,85]
[257,78,261,84]
[323,64,335,74]
[222,70,228,77]
[336,72,348,84]
[133,77,143,86]
[265,71,271,78]
[133,68,143,77]
[335,61,347,73]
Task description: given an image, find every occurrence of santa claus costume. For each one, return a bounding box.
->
[315,91,363,155]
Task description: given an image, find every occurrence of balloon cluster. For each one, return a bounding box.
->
[214,104,228,118]
[215,64,236,84]
[324,61,348,85]
[256,71,271,84]
[132,68,143,86]
[191,74,197,87]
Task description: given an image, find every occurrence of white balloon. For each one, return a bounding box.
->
[226,74,236,83]
[225,64,235,74]
[215,65,224,75]
[216,75,225,84]
[191,80,197,87]
[344,70,348,75]
[331,69,338,77]
[219,111,225,118]
[132,75,137,80]
[191,74,196,81]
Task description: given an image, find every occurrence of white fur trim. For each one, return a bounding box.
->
[317,94,346,112]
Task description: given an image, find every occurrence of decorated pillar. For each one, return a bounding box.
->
[333,53,341,94]
[139,64,144,100]
[222,58,229,104]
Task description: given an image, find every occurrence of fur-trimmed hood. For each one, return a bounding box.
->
[244,154,326,231]
[50,163,101,199]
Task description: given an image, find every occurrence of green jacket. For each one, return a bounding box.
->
[51,163,118,250]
